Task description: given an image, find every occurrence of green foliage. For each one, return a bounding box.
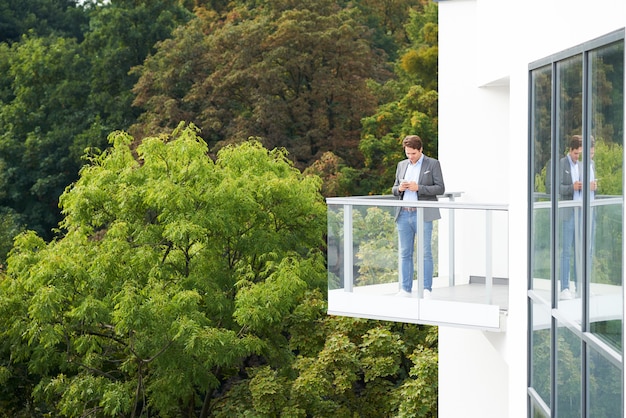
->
[0,1,444,414]
[82,0,193,132]
[0,124,324,416]
[358,4,439,195]
[397,345,438,417]
[284,318,438,417]
[0,207,24,266]
[0,34,92,239]
[0,124,439,416]
[353,207,399,285]
[132,0,385,169]
[594,138,623,195]
[352,0,427,61]
[0,0,88,44]
[0,0,193,241]
[303,151,370,197]
[402,4,439,91]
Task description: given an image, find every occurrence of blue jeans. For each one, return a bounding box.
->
[397,210,433,292]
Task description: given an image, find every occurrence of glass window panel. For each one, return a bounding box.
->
[529,34,624,418]
[531,64,553,299]
[533,406,549,418]
[555,55,584,320]
[352,205,399,287]
[588,41,624,353]
[556,323,582,417]
[532,404,550,418]
[588,345,623,418]
[327,204,346,291]
[530,299,552,407]
[327,204,401,292]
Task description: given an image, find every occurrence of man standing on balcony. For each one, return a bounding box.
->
[392,135,445,299]
[545,135,598,300]
[556,135,592,300]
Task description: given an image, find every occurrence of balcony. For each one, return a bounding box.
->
[327,194,509,332]
[530,194,624,335]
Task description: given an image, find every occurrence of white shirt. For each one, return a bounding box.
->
[402,155,423,201]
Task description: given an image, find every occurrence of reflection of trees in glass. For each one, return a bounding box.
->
[558,56,583,145]
[590,139,622,286]
[588,347,622,418]
[530,39,624,418]
[591,41,624,148]
[531,66,553,285]
[353,207,398,285]
[327,208,345,290]
[591,209,622,287]
[532,67,552,180]
[533,326,592,417]
[327,206,440,287]
[533,319,622,418]
[594,139,623,195]
[531,328,551,407]
[531,208,551,280]
[556,327,582,417]
[326,206,399,288]
[590,320,622,352]
[589,42,623,287]
[589,42,623,354]
[532,404,550,418]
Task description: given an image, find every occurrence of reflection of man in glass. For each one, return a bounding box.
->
[558,136,583,300]
[546,135,599,300]
[392,135,445,298]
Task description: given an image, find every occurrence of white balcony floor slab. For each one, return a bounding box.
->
[328,278,508,331]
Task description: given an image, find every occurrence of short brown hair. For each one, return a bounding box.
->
[570,135,582,150]
[402,135,423,150]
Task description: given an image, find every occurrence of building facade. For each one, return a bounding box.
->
[327,1,625,417]
[438,1,624,417]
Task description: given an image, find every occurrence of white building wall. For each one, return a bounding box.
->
[436,1,626,417]
[439,328,509,417]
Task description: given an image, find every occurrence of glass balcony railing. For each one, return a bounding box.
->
[327,193,509,331]
[531,193,624,346]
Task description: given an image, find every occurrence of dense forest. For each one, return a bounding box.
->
[0,0,440,416]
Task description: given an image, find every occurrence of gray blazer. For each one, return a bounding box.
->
[392,155,445,222]
[545,155,582,200]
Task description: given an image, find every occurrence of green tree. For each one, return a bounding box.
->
[0,0,87,44]
[303,151,365,197]
[358,2,439,194]
[0,35,92,240]
[132,0,386,169]
[354,0,428,61]
[0,124,438,416]
[82,0,193,134]
[0,0,193,241]
[0,124,326,416]
[0,208,24,267]
[211,317,438,417]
